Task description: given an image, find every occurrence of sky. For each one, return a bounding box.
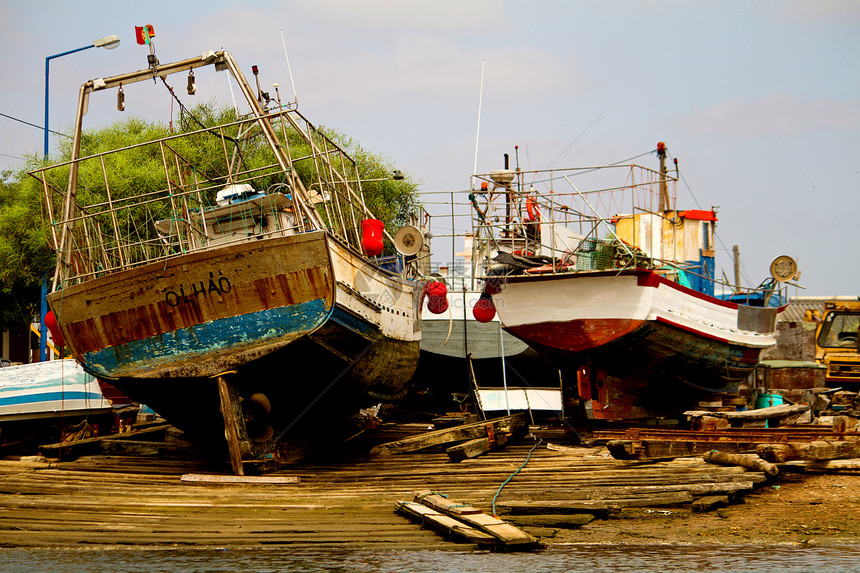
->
[0,0,858,297]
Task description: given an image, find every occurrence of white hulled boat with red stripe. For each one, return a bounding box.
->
[470,143,792,419]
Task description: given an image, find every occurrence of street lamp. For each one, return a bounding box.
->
[43,34,120,159]
[40,34,120,362]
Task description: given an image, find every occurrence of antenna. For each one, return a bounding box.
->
[472,59,485,178]
[280,29,299,107]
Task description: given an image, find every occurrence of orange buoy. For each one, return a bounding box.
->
[361,218,384,256]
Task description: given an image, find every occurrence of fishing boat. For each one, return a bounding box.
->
[0,359,115,452]
[30,48,422,471]
[469,144,792,419]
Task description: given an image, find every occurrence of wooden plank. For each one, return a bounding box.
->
[414,491,539,550]
[180,474,300,485]
[506,514,595,528]
[684,403,809,421]
[395,501,496,545]
[446,433,508,462]
[370,413,527,457]
[496,492,694,514]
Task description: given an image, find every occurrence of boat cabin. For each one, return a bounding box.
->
[155,186,297,250]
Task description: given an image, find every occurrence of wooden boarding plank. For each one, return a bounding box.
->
[370,413,526,457]
[414,491,539,549]
[180,473,300,485]
[395,501,496,545]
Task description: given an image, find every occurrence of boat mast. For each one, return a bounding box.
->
[657,141,669,213]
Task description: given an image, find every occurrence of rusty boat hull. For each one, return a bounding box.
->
[48,231,420,446]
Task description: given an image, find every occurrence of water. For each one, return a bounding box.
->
[1,545,859,573]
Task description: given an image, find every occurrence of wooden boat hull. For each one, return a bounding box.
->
[47,231,421,446]
[493,269,780,418]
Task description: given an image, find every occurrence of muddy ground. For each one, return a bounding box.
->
[560,471,860,547]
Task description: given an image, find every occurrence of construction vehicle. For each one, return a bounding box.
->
[815,298,860,387]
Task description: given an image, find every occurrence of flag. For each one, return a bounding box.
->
[135,25,155,45]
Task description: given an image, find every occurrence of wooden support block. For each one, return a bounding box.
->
[370,413,526,457]
[756,443,794,463]
[180,473,300,485]
[692,495,729,513]
[446,433,508,462]
[217,375,250,476]
[396,501,496,546]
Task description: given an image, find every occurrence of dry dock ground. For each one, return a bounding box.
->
[0,442,858,550]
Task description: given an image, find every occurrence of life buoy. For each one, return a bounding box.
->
[526,196,541,222]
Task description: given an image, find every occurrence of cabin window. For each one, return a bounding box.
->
[816,312,860,348]
[702,221,711,250]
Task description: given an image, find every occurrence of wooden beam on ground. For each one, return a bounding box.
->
[784,458,860,471]
[414,491,540,550]
[758,440,860,462]
[496,492,693,515]
[395,501,496,546]
[703,450,779,476]
[446,433,508,462]
[370,413,527,457]
[180,473,300,485]
[506,514,595,529]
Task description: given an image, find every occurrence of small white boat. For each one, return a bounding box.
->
[0,360,112,423]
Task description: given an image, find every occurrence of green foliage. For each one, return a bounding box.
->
[0,169,54,331]
[0,104,421,329]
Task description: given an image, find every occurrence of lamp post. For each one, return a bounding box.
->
[40,34,120,362]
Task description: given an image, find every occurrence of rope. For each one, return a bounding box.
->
[491,437,542,516]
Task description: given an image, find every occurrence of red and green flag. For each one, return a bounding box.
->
[135,25,155,45]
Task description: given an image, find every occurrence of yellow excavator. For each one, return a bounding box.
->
[815,299,860,387]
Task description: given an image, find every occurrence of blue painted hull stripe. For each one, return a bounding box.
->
[83,298,330,377]
[330,306,378,337]
[0,391,103,406]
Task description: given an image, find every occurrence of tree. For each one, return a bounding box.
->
[0,169,54,332]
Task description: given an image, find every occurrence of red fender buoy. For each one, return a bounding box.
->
[361,218,384,256]
[472,292,496,323]
[425,281,449,314]
[44,310,65,347]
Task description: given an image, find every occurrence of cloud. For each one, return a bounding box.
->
[681,94,860,136]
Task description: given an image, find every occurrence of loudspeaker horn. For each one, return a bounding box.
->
[393,225,424,256]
